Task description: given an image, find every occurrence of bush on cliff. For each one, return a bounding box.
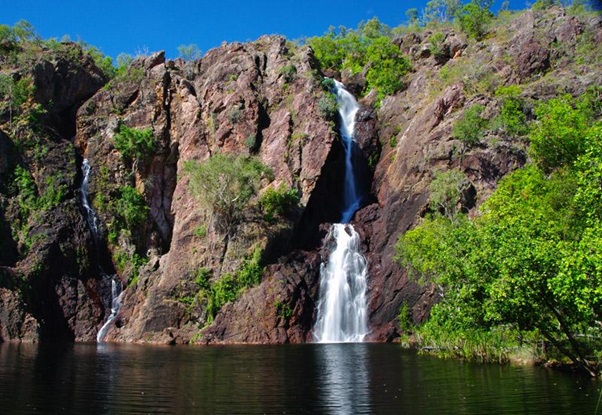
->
[184,154,273,235]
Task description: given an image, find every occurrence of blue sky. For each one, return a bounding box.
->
[2,1,533,60]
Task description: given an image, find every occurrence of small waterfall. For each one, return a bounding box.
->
[314,81,368,343]
[96,279,123,342]
[80,158,122,343]
[80,159,101,241]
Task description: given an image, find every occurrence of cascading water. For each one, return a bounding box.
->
[80,159,123,343]
[334,79,361,224]
[96,278,123,342]
[314,81,368,343]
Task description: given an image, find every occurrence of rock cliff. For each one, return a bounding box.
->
[1,7,600,344]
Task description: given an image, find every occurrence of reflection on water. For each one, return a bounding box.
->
[0,342,599,414]
[314,343,370,414]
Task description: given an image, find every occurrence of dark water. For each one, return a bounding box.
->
[0,342,599,414]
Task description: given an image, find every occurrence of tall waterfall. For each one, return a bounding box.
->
[80,159,123,343]
[334,79,361,224]
[314,81,368,343]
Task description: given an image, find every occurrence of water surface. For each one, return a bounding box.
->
[0,342,598,414]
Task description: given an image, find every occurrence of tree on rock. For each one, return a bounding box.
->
[184,154,273,236]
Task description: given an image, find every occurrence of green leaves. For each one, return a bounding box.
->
[397,111,602,372]
[113,124,155,162]
[307,18,411,100]
[457,0,494,40]
[452,104,487,146]
[184,153,273,234]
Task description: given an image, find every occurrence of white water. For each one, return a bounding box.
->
[96,279,123,342]
[80,159,101,241]
[314,81,368,343]
[333,79,361,224]
[314,224,368,342]
[80,159,123,343]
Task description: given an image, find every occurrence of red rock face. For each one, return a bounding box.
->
[2,9,601,344]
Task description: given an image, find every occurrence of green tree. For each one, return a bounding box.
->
[457,0,494,40]
[429,169,471,221]
[452,104,487,146]
[113,124,155,163]
[493,85,528,136]
[530,94,591,173]
[177,44,202,61]
[184,154,273,234]
[396,153,602,375]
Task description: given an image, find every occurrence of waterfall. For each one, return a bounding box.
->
[314,224,368,342]
[80,159,101,241]
[96,279,123,342]
[333,79,361,224]
[314,81,368,343]
[80,158,122,343]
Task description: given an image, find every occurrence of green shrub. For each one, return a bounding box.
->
[177,44,202,61]
[529,93,595,173]
[452,104,487,146]
[184,154,273,234]
[113,124,155,162]
[259,184,299,222]
[193,225,207,238]
[364,37,412,99]
[275,300,293,319]
[113,186,149,231]
[428,32,447,60]
[457,0,494,40]
[429,169,471,221]
[493,85,528,136]
[245,134,259,152]
[278,64,297,83]
[307,19,411,99]
[318,93,339,119]
[227,105,242,124]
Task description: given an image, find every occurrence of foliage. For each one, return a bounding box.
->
[275,300,293,319]
[201,247,264,323]
[428,32,447,60]
[396,114,602,375]
[493,85,528,136]
[364,37,412,99]
[259,183,300,222]
[184,154,273,234]
[529,88,600,173]
[0,75,34,124]
[306,18,411,99]
[113,124,155,162]
[278,64,297,83]
[227,105,242,124]
[424,0,462,23]
[457,0,494,40]
[429,169,471,221]
[112,186,149,232]
[318,92,339,119]
[193,225,207,238]
[177,44,202,61]
[245,134,259,153]
[452,104,487,146]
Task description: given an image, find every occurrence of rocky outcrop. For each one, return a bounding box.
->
[0,43,108,342]
[2,8,600,345]
[74,36,342,344]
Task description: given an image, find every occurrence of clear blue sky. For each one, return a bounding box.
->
[2,1,534,60]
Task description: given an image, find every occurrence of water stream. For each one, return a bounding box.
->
[314,81,368,343]
[79,158,123,343]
